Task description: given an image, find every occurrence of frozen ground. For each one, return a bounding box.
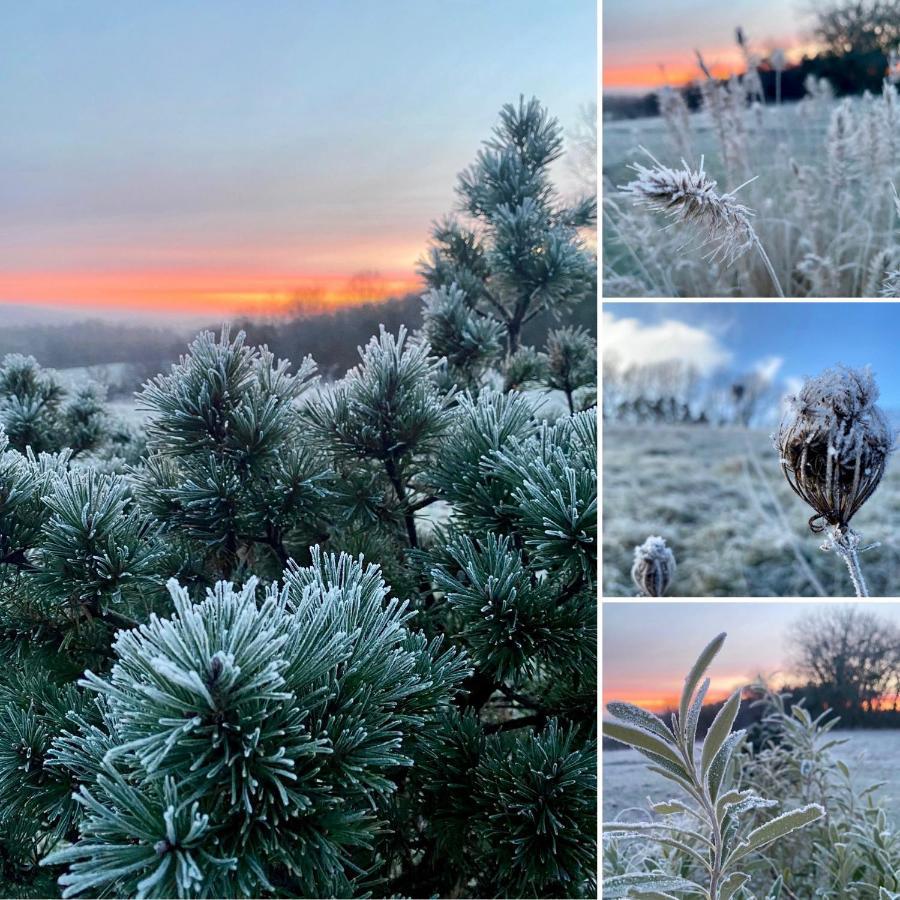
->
[602,104,831,188]
[602,730,900,824]
[602,424,900,597]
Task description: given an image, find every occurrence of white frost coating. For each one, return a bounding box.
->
[782,365,893,459]
[619,150,756,265]
[631,535,676,597]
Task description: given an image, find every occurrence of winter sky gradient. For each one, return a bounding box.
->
[1,0,595,317]
[603,0,815,91]
[603,602,900,712]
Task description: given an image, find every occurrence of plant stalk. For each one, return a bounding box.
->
[753,235,785,297]
[825,527,870,598]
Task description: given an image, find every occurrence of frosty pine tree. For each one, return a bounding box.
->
[420,95,597,392]
[0,97,596,899]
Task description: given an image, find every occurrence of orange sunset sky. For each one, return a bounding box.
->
[603,0,817,93]
[603,603,900,714]
[1,1,595,320]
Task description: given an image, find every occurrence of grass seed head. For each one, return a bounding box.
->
[631,535,676,596]
[620,153,756,264]
[775,366,894,532]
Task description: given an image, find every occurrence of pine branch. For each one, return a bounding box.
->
[484,713,547,734]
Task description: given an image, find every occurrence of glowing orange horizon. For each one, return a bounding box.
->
[0,268,424,317]
[603,59,738,91]
[602,673,761,714]
[604,41,821,93]
[604,684,900,716]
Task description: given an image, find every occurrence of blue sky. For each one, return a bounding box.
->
[0,1,595,316]
[604,303,900,412]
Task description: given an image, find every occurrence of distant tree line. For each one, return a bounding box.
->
[237,292,597,381]
[0,289,596,391]
[602,358,780,428]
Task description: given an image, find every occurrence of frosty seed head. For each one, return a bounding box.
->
[775,366,894,533]
[631,535,676,597]
[619,151,756,265]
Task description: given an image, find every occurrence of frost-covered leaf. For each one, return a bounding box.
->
[729,803,825,862]
[679,632,726,736]
[603,722,687,771]
[603,872,705,898]
[700,688,742,778]
[607,700,675,744]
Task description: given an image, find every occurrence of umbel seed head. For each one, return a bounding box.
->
[632,535,676,596]
[775,366,894,533]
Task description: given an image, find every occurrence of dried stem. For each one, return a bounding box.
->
[822,527,870,598]
[752,235,785,297]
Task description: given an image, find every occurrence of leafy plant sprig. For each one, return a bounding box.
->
[603,633,824,899]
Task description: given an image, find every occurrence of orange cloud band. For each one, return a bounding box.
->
[603,41,821,91]
[602,673,752,714]
[0,269,423,317]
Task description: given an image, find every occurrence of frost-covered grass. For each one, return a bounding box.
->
[602,424,900,596]
[603,80,900,297]
[603,730,900,824]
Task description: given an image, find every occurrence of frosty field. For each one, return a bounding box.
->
[602,424,900,596]
[603,730,900,823]
[603,80,900,298]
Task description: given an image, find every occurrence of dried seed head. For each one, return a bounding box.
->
[631,535,676,597]
[619,152,756,264]
[775,366,894,533]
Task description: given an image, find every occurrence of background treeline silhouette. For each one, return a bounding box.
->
[602,359,782,428]
[0,291,597,390]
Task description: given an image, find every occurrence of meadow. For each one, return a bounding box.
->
[603,78,900,298]
[603,730,900,824]
[602,424,900,596]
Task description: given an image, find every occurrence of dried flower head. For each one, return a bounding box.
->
[631,535,676,597]
[775,366,893,533]
[619,151,756,264]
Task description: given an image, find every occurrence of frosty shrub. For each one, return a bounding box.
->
[545,326,598,413]
[420,96,596,377]
[603,633,823,898]
[0,327,596,897]
[775,365,894,596]
[41,552,467,898]
[0,354,109,456]
[0,95,596,898]
[739,686,900,896]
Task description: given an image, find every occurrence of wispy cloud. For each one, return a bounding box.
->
[601,310,732,374]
